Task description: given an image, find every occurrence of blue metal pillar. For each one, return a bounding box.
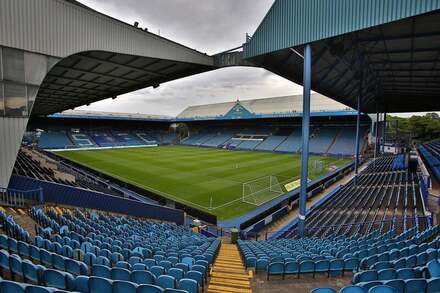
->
[298,44,311,237]
[375,110,379,157]
[382,112,387,153]
[354,73,363,180]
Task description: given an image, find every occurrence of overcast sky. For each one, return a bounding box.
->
[76,0,304,116]
[75,0,433,118]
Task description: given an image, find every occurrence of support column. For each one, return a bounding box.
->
[298,44,311,237]
[374,110,379,160]
[382,112,387,153]
[354,72,363,180]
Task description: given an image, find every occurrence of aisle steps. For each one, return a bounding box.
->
[208,243,252,293]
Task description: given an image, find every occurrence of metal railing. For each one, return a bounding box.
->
[242,215,432,240]
[0,187,42,208]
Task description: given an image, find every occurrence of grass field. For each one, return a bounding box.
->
[57,146,350,220]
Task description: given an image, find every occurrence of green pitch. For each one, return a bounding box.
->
[56,146,350,220]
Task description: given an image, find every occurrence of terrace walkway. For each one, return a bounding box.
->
[208,243,253,293]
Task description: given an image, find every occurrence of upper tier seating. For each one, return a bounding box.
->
[112,132,144,146]
[38,132,74,149]
[236,139,263,150]
[327,127,366,156]
[181,133,214,146]
[89,132,120,147]
[309,128,339,154]
[69,133,96,148]
[419,141,440,182]
[136,133,158,145]
[282,155,425,239]
[275,129,302,153]
[0,207,219,293]
[13,148,124,197]
[255,136,287,152]
[201,133,234,147]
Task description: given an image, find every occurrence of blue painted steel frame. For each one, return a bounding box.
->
[298,44,312,237]
[354,73,363,179]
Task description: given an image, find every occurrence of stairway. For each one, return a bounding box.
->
[208,243,252,293]
[0,207,39,237]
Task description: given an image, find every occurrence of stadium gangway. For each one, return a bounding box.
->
[242,215,432,241]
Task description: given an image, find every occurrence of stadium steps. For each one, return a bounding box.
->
[0,207,38,237]
[208,243,253,293]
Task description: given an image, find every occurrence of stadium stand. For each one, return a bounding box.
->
[234,154,435,292]
[309,128,340,154]
[327,127,368,156]
[38,130,165,150]
[275,129,303,153]
[285,156,427,238]
[68,133,96,148]
[0,206,219,292]
[38,132,74,149]
[201,132,234,147]
[13,148,125,198]
[112,131,145,146]
[419,141,440,183]
[255,135,287,152]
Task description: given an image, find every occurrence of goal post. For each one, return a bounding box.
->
[242,175,286,206]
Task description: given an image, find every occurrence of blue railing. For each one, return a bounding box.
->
[0,187,42,208]
[8,175,185,225]
[244,215,432,240]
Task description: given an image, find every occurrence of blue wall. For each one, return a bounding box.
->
[9,175,185,225]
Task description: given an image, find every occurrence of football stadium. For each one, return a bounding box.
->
[0,1,440,293]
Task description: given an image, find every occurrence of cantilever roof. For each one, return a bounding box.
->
[244,0,440,113]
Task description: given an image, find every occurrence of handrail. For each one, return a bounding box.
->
[243,215,431,240]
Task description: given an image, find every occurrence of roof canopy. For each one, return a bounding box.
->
[177,93,353,119]
[244,0,440,113]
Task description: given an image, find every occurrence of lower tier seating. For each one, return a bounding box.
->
[0,207,220,293]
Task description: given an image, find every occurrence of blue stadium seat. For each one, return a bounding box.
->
[428,260,440,278]
[0,280,26,293]
[42,269,74,290]
[113,280,137,293]
[10,254,24,280]
[168,268,184,282]
[310,288,336,293]
[178,278,198,293]
[368,285,397,293]
[112,268,131,281]
[131,270,155,285]
[22,260,44,284]
[284,261,299,277]
[156,275,175,289]
[339,285,364,293]
[74,275,90,293]
[405,279,427,293]
[137,284,164,293]
[383,279,405,292]
[427,277,440,293]
[89,276,113,293]
[92,265,111,279]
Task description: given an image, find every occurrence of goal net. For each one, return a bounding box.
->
[242,175,285,206]
[311,160,324,174]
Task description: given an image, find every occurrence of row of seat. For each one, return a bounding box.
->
[0,207,219,293]
[311,278,440,293]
